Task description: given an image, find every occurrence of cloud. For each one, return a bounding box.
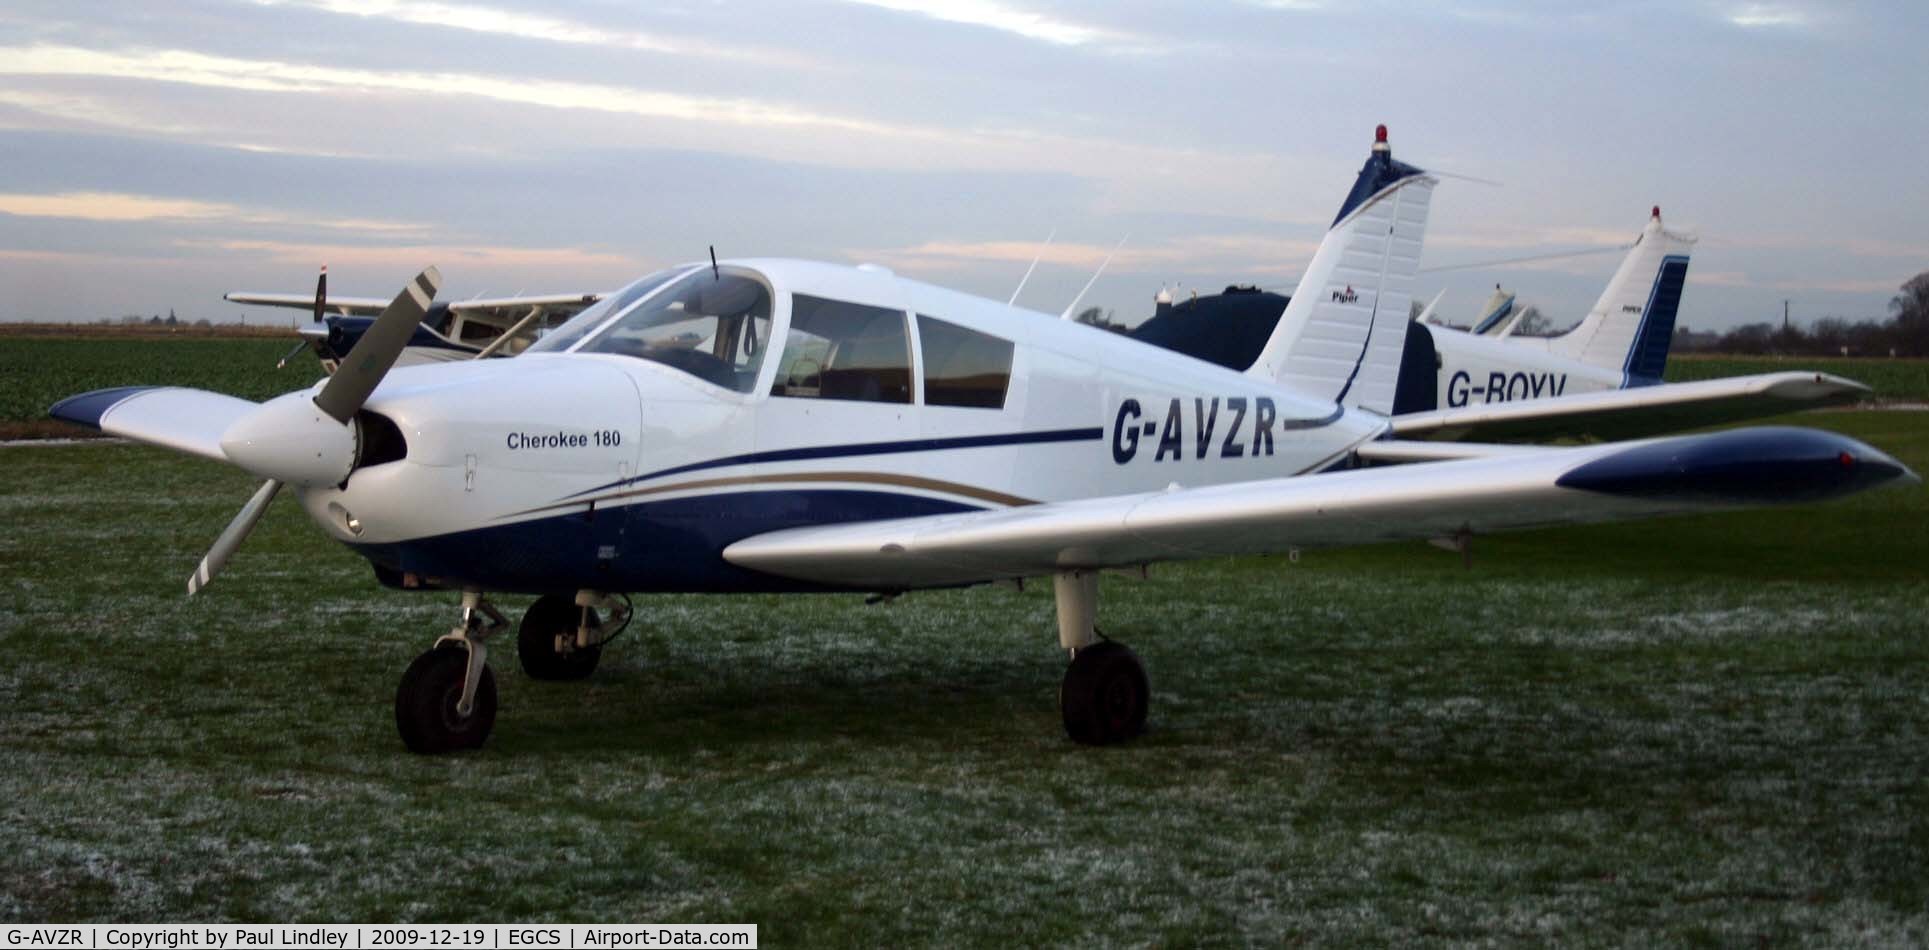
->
[1688,270,1900,295]
[0,90,203,138]
[855,233,1320,276]
[180,238,638,280]
[0,190,431,237]
[250,0,824,68]
[1725,2,1811,28]
[841,0,1146,51]
[1686,269,1752,288]
[0,45,923,139]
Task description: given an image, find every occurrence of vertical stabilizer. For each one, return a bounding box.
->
[1471,284,1516,335]
[1247,126,1436,415]
[1546,207,1695,382]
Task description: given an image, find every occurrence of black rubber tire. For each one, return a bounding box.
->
[395,644,497,754]
[1059,640,1149,745]
[517,594,602,681]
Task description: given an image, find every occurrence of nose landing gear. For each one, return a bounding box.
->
[395,590,505,754]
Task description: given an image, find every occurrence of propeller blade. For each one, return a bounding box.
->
[312,264,327,324]
[188,478,282,596]
[274,338,310,369]
[313,266,440,424]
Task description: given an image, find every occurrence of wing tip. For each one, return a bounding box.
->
[1556,426,1913,505]
[49,386,160,430]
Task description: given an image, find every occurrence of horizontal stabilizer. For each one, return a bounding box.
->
[1388,372,1869,443]
[724,426,1912,590]
[50,386,260,462]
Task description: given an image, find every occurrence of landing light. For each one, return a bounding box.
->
[329,502,363,537]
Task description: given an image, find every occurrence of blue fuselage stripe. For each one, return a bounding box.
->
[569,426,1106,498]
[353,488,983,594]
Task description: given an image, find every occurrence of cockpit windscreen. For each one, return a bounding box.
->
[573,268,774,392]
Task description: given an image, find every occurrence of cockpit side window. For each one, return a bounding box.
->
[918,315,1014,409]
[771,296,911,404]
[573,269,773,393]
[525,266,693,354]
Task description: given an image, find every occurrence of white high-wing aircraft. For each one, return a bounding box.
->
[52,129,1916,754]
[231,266,603,371]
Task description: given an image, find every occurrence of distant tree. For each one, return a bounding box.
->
[165,309,178,327]
[1511,305,1553,336]
[147,315,163,326]
[1720,322,1775,354]
[1809,317,1852,355]
[1890,271,1929,356]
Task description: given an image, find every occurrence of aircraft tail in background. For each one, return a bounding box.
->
[1246,126,1436,415]
[1544,207,1695,382]
[1471,284,1517,335]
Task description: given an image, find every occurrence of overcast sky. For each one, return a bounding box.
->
[1,0,1923,331]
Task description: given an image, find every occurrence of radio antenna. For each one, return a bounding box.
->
[709,245,720,279]
[1008,228,1056,306]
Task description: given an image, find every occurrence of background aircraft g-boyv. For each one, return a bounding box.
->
[52,128,1916,755]
[1132,197,1868,442]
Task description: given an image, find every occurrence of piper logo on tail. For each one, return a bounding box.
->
[1330,285,1359,304]
[1447,370,1569,407]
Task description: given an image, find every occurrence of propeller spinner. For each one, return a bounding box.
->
[190,266,441,595]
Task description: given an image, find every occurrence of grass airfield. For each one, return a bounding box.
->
[1,388,1926,941]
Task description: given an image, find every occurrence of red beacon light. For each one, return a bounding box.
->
[1652,205,1661,219]
[1375,124,1388,144]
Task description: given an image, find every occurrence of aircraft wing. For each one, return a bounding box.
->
[226,292,392,316]
[724,426,1912,590]
[1389,371,1869,443]
[50,386,259,461]
[225,291,605,325]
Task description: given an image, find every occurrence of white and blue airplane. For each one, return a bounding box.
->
[1416,205,1698,411]
[231,266,602,372]
[52,129,1916,753]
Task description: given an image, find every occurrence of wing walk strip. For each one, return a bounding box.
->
[504,471,1038,520]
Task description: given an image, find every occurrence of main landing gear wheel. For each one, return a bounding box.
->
[1059,640,1149,745]
[517,594,602,681]
[395,644,497,754]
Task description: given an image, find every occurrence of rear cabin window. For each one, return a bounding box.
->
[918,315,1014,409]
[771,296,912,404]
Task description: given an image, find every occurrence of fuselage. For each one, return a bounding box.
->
[296,259,1386,594]
[1426,327,1635,410]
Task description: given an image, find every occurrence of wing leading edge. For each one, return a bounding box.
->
[723,426,1914,590]
[50,386,260,461]
[1389,371,1870,443]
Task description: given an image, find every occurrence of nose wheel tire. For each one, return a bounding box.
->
[1059,640,1149,745]
[396,644,497,754]
[517,594,603,681]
